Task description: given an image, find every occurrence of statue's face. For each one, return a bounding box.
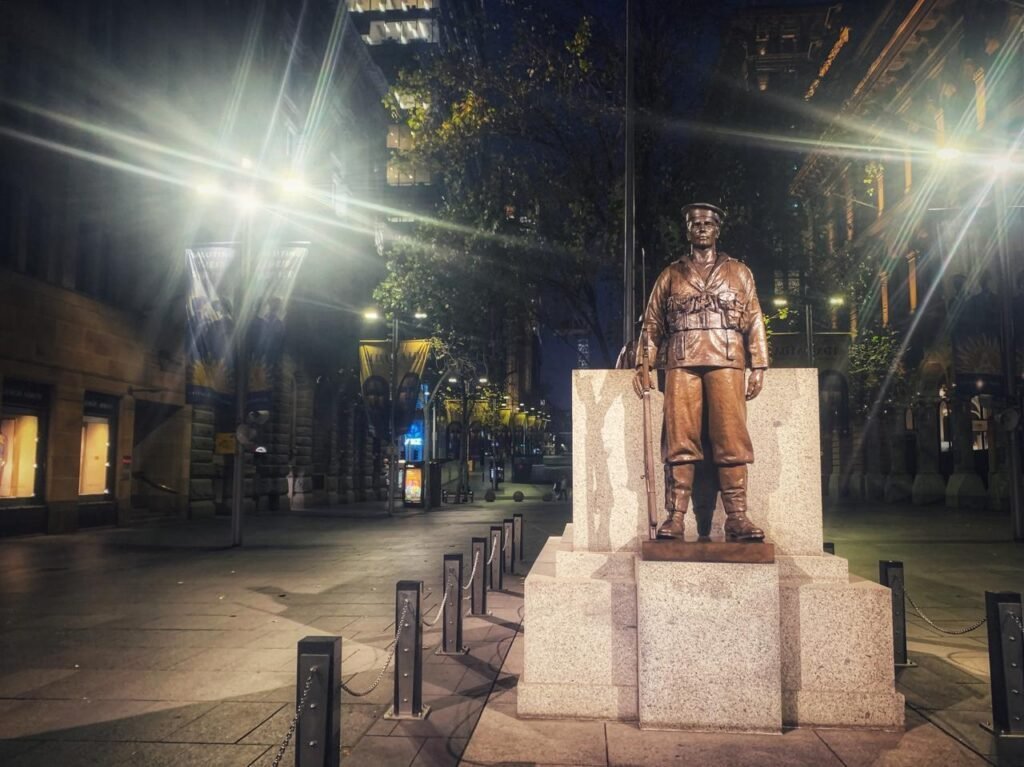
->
[686,209,720,248]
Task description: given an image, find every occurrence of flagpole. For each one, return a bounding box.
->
[622,0,636,352]
[231,220,252,547]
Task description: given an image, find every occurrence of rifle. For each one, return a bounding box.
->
[639,331,659,540]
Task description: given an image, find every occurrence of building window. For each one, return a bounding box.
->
[387,125,415,150]
[0,415,40,499]
[786,269,802,295]
[348,0,436,10]
[79,393,117,497]
[386,159,432,186]
[938,400,951,452]
[364,19,439,45]
[880,270,890,327]
[1,380,48,501]
[906,251,918,313]
[974,68,987,130]
[971,396,990,451]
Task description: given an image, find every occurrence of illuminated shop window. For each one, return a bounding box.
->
[79,393,117,496]
[0,415,40,499]
[0,380,48,501]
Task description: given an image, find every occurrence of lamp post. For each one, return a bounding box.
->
[364,309,429,515]
[231,211,253,547]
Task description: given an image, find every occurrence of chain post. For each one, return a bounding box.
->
[439,554,467,655]
[982,591,1024,762]
[823,541,835,555]
[513,513,524,561]
[502,518,515,576]
[295,636,340,767]
[489,525,503,592]
[879,560,913,668]
[385,581,429,720]
[471,537,487,615]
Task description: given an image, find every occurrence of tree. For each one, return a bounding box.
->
[374,0,714,367]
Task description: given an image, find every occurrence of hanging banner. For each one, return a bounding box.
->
[186,243,307,411]
[185,245,236,407]
[247,244,308,411]
[359,338,431,439]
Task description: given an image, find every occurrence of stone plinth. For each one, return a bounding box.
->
[520,367,903,732]
[779,573,904,728]
[519,529,638,720]
[637,560,782,733]
[572,370,665,553]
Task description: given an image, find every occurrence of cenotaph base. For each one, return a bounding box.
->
[518,369,904,732]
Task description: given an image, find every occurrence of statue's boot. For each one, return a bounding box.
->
[657,463,694,539]
[720,464,765,541]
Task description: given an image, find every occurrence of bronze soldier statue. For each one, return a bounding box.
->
[633,203,768,541]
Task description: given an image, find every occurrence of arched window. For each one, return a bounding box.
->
[970,395,990,451]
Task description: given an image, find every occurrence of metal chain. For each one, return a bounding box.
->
[340,600,410,698]
[423,578,454,627]
[1010,610,1024,636]
[905,592,987,635]
[270,664,318,767]
[463,550,481,591]
[487,535,499,565]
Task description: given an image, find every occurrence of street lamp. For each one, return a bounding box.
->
[363,308,429,515]
[192,160,314,547]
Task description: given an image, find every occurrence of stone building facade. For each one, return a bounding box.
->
[0,0,392,533]
[789,0,1024,509]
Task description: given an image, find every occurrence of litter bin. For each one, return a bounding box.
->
[512,457,532,483]
[428,461,442,506]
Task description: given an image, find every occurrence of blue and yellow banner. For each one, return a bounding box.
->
[185,243,307,410]
[185,245,236,407]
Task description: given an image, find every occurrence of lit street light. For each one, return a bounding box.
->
[363,308,429,516]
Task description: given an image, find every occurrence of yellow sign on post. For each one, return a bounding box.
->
[215,432,237,455]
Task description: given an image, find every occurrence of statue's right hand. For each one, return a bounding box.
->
[632,367,650,399]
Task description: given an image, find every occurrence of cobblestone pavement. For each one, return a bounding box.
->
[0,489,1019,766]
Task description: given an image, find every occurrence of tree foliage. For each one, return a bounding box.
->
[374,0,712,368]
[846,326,908,414]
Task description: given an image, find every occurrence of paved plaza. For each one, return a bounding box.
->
[0,482,1019,765]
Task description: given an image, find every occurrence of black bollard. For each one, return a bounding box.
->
[879,560,913,667]
[385,581,429,720]
[296,636,341,767]
[502,519,515,576]
[981,591,1024,762]
[513,513,524,561]
[488,525,503,592]
[823,541,835,555]
[470,537,487,616]
[439,554,467,655]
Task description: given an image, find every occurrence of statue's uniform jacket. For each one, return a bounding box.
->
[640,253,768,467]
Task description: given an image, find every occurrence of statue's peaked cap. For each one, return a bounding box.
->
[682,203,726,223]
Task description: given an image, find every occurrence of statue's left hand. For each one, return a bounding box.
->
[746,369,765,401]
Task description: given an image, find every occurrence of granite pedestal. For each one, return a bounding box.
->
[518,369,904,732]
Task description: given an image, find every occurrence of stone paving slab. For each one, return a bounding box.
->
[0,495,1016,765]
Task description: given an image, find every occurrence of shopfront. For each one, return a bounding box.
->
[0,379,49,534]
[78,392,119,527]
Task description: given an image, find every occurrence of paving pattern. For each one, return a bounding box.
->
[0,488,1018,765]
